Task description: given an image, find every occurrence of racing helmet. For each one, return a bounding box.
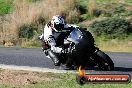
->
[51,15,65,32]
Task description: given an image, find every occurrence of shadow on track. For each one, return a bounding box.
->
[86,67,132,72]
[113,67,132,72]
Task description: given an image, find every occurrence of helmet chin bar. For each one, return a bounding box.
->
[51,15,65,32]
[53,28,63,32]
[52,23,64,32]
[52,28,59,32]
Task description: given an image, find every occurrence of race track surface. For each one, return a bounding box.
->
[0,47,132,77]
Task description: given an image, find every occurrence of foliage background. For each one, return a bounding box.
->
[0,0,132,51]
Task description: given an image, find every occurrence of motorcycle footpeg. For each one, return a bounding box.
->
[46,55,50,58]
[54,62,60,66]
[44,50,48,56]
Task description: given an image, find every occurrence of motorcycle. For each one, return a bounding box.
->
[43,27,114,71]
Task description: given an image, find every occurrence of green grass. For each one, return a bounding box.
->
[0,44,4,47]
[95,35,132,52]
[78,0,132,4]
[0,0,14,15]
[96,0,132,4]
[21,39,41,48]
[20,81,132,88]
[27,0,42,2]
[0,73,131,88]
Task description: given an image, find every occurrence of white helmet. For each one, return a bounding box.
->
[51,15,65,32]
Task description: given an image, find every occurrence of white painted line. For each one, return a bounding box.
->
[0,64,76,73]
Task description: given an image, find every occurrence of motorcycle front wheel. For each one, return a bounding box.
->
[94,50,114,71]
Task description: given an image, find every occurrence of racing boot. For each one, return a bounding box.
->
[48,50,60,66]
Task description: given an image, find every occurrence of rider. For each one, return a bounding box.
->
[39,15,79,66]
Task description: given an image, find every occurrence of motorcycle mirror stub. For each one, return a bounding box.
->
[81,28,87,30]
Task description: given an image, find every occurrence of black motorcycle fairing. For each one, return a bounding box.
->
[64,28,96,66]
[44,27,114,70]
[67,28,95,53]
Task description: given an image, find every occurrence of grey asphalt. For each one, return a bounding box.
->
[0,47,132,76]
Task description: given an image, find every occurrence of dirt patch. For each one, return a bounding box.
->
[0,69,61,86]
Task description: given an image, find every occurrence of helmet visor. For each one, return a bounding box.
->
[54,23,64,31]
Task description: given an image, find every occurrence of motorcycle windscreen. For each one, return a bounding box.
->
[67,29,91,66]
[67,28,93,52]
[67,28,83,44]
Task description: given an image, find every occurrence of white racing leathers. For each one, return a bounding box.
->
[39,23,79,53]
[39,23,79,66]
[43,24,71,53]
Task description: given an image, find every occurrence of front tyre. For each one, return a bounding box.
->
[94,50,114,71]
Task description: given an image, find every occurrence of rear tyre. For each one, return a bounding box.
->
[94,50,114,71]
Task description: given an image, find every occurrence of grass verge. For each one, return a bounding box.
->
[0,70,131,88]
[95,36,132,52]
[21,80,132,88]
[0,0,14,15]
